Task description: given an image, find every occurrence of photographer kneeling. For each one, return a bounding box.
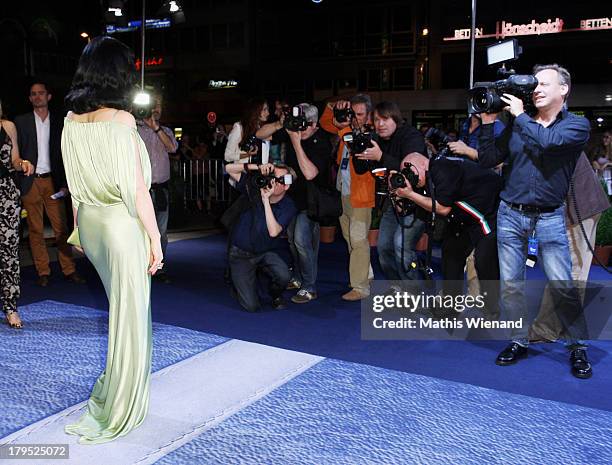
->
[357,102,426,281]
[393,152,503,318]
[225,162,297,312]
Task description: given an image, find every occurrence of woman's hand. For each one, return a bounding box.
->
[148,237,164,275]
[20,160,35,176]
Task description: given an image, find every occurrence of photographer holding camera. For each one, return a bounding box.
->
[224,98,270,168]
[478,64,592,378]
[393,152,503,317]
[136,97,178,283]
[319,94,375,301]
[224,162,297,312]
[256,103,332,304]
[357,101,426,282]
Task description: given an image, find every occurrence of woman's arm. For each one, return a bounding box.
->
[3,120,34,175]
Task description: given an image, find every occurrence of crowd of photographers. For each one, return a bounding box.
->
[222,63,611,380]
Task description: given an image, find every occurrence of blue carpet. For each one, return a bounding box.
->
[156,358,612,465]
[17,235,612,413]
[0,300,227,438]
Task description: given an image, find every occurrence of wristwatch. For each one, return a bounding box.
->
[154,127,162,133]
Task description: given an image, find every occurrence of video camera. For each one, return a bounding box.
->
[467,39,538,114]
[333,106,355,124]
[249,172,293,190]
[240,134,258,153]
[283,106,310,132]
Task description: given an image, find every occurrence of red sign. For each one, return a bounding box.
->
[207,112,217,124]
[135,56,164,71]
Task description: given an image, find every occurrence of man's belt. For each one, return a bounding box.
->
[505,201,559,214]
[34,172,51,178]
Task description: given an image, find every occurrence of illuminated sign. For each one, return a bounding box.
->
[580,17,612,31]
[444,16,612,41]
[135,56,165,71]
[208,80,238,89]
[106,18,171,34]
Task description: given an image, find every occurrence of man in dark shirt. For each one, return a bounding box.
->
[357,101,427,282]
[257,103,333,304]
[478,64,592,378]
[394,152,503,318]
[225,162,297,312]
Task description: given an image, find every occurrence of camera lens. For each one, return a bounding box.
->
[389,173,406,189]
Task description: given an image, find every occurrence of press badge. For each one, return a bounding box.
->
[340,153,350,170]
[526,237,538,268]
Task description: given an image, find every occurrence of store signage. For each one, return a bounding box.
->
[208,80,238,89]
[444,16,612,41]
[580,17,612,31]
[135,56,165,71]
[106,18,171,34]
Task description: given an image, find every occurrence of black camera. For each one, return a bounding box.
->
[240,134,258,152]
[343,128,376,174]
[371,166,418,217]
[424,127,452,158]
[283,106,310,132]
[133,105,152,119]
[468,74,538,114]
[333,107,355,124]
[389,163,420,190]
[249,172,293,190]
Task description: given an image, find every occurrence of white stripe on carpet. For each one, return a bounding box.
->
[1,339,323,465]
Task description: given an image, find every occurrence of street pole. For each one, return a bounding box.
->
[469,0,477,88]
[141,0,146,89]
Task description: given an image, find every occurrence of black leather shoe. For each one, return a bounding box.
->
[37,275,50,287]
[495,342,528,366]
[65,272,86,284]
[570,349,592,379]
[272,297,287,310]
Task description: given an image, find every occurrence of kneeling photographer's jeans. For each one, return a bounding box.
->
[497,201,587,348]
[378,208,425,281]
[287,211,320,293]
[229,246,290,312]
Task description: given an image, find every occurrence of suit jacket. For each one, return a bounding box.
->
[14,111,67,196]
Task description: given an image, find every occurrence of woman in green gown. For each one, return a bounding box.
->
[61,36,163,444]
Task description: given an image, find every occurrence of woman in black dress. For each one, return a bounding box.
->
[0,100,35,328]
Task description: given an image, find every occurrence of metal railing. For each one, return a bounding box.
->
[170,159,233,213]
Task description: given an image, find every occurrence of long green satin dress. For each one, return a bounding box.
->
[61,117,153,444]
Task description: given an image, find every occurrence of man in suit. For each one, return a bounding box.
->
[15,81,84,287]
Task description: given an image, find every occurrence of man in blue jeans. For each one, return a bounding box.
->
[357,102,427,283]
[225,162,297,312]
[478,64,592,379]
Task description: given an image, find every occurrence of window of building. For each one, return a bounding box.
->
[195,25,210,51]
[180,28,194,52]
[212,24,228,49]
[228,22,245,48]
[393,67,415,89]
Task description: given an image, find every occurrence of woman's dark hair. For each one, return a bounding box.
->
[65,36,137,114]
[374,101,404,126]
[239,97,267,146]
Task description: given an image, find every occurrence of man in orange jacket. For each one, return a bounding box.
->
[320,95,375,300]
